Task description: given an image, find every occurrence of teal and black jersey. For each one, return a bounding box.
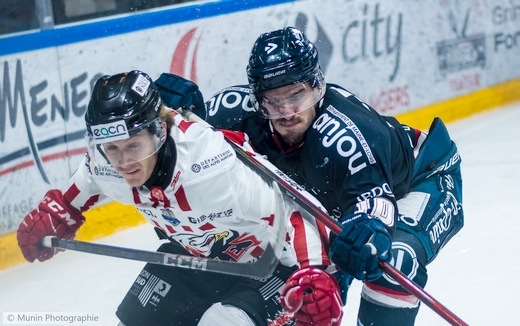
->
[203,83,416,223]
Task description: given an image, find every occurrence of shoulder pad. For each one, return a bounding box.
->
[204,85,257,130]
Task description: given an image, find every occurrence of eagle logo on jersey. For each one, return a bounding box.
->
[176,230,261,262]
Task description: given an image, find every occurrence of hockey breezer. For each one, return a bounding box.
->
[180,109,469,326]
[41,180,287,279]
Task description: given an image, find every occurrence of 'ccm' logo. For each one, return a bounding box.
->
[91,120,129,144]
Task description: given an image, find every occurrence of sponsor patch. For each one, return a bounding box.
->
[131,73,151,97]
[384,241,419,285]
[132,269,171,307]
[91,120,129,144]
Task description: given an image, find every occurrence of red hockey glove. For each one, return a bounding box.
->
[281,267,343,326]
[17,189,85,262]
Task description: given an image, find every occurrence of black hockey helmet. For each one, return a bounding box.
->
[246,26,324,101]
[85,70,162,139]
[85,70,166,167]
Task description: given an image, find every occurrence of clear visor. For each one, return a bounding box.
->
[87,117,165,168]
[253,79,325,119]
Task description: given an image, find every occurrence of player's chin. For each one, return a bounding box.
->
[124,175,146,188]
[120,168,146,187]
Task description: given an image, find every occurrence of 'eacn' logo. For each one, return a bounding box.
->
[91,121,129,144]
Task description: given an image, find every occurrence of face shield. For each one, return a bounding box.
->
[252,77,325,120]
[87,117,165,168]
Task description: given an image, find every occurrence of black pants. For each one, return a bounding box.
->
[116,241,296,326]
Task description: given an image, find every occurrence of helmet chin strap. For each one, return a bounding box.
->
[144,136,176,189]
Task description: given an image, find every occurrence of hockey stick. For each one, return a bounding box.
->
[181,110,469,326]
[42,181,287,279]
[42,236,276,278]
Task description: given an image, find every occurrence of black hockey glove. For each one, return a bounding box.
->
[154,73,204,114]
[330,213,392,281]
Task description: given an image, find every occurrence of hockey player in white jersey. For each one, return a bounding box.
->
[16,70,343,326]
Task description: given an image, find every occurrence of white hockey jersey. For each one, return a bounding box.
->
[64,111,330,268]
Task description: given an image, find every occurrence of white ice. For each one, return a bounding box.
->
[1,102,519,325]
